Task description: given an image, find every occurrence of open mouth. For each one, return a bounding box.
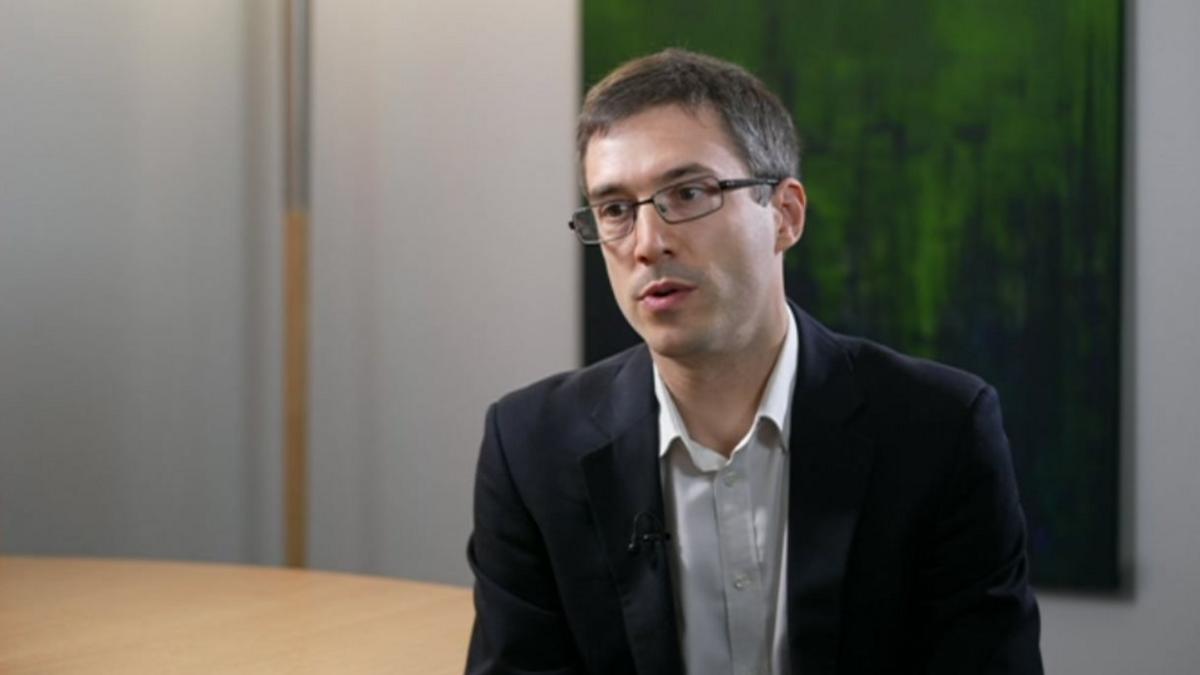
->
[639,279,693,300]
[639,280,695,310]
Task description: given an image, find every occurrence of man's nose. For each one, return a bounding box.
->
[630,201,674,264]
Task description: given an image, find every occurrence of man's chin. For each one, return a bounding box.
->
[641,328,707,362]
[625,307,712,360]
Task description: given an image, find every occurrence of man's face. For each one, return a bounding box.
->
[582,104,803,362]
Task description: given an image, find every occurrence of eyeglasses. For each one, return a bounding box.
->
[569,175,781,245]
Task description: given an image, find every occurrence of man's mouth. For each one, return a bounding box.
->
[638,280,696,310]
[639,280,692,298]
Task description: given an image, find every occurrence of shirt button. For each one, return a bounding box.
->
[722,471,739,486]
[733,573,750,590]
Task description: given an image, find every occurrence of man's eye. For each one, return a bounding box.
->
[670,183,711,202]
[597,202,632,221]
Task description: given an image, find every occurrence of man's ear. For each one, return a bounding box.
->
[773,178,806,254]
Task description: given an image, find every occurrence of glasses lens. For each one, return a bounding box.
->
[571,208,601,243]
[654,177,722,223]
[592,200,636,241]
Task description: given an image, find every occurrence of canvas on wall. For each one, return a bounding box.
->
[580,0,1123,590]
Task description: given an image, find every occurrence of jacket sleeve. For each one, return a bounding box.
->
[917,386,1044,674]
[465,403,585,675]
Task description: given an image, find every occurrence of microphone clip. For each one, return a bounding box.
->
[627,511,672,568]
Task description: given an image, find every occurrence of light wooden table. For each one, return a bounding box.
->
[0,556,474,674]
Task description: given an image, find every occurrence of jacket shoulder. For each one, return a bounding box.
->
[488,344,644,451]
[838,332,992,423]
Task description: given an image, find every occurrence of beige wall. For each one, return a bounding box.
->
[0,0,281,563]
[307,0,580,583]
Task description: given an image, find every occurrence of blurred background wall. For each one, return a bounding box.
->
[307,0,579,583]
[0,1,1195,673]
[0,0,282,563]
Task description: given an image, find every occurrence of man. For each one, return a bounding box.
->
[466,49,1041,675]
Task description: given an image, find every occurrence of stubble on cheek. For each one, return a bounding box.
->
[603,262,641,337]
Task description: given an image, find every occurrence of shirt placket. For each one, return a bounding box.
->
[714,453,765,675]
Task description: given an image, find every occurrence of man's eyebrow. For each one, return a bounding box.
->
[587,163,716,202]
[656,163,715,185]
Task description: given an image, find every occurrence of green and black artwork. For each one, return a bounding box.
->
[580,0,1123,590]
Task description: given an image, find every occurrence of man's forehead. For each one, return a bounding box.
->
[582,104,744,197]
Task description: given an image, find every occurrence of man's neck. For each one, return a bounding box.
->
[654,303,790,457]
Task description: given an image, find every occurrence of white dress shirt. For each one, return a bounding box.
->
[654,308,798,675]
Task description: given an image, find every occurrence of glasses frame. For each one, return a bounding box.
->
[568,176,782,245]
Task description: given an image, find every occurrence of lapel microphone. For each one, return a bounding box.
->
[627,511,672,568]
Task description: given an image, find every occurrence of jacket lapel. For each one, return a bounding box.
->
[786,305,875,674]
[579,346,684,675]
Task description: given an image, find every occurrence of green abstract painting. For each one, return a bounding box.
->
[581,0,1123,589]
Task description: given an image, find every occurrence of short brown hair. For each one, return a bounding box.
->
[577,48,800,188]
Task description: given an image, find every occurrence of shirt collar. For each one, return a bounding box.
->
[654,305,799,460]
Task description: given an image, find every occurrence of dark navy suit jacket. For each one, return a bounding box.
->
[466,304,1042,674]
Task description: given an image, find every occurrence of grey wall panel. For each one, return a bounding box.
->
[0,0,281,563]
[308,0,580,585]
